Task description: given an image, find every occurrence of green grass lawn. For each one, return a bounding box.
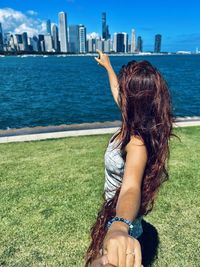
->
[0,126,199,267]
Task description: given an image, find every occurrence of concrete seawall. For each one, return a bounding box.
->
[0,116,200,143]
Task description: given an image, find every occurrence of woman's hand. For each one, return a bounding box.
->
[94,49,112,71]
[90,255,115,267]
[101,223,143,267]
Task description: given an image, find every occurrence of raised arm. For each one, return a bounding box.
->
[94,49,120,108]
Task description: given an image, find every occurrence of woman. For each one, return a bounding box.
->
[85,49,177,267]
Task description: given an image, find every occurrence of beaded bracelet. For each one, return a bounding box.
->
[106,217,134,232]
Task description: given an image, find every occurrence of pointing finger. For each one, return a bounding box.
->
[96,49,103,55]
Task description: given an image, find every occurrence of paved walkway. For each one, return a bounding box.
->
[0,117,200,143]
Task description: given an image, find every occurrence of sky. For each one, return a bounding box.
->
[0,0,200,52]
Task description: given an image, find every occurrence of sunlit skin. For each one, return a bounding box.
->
[90,49,146,267]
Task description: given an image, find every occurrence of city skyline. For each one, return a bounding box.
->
[0,9,159,54]
[0,10,165,54]
[0,11,167,54]
[0,0,199,52]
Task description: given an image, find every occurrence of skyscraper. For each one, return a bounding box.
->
[44,35,53,52]
[0,23,3,50]
[52,24,59,51]
[9,34,15,51]
[123,33,128,53]
[113,33,117,52]
[38,34,45,52]
[68,25,80,53]
[104,39,111,53]
[102,12,110,40]
[106,25,111,40]
[4,32,11,46]
[79,24,86,53]
[113,32,128,53]
[22,32,29,51]
[96,38,103,51]
[58,11,68,52]
[131,29,136,53]
[87,38,96,53]
[14,34,23,51]
[31,36,39,52]
[154,34,162,53]
[137,36,143,52]
[102,12,107,40]
[46,19,51,35]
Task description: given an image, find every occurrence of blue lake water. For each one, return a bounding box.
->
[0,54,200,130]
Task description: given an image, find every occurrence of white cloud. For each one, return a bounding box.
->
[27,10,38,16]
[87,32,100,39]
[0,8,45,36]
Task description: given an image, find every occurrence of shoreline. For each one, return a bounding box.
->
[1,53,200,57]
[0,116,200,143]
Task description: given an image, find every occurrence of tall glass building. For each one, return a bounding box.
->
[113,32,128,53]
[68,25,80,53]
[46,20,51,35]
[131,29,136,53]
[102,12,110,40]
[102,12,107,40]
[58,11,68,52]
[154,34,162,53]
[31,36,39,52]
[52,24,59,52]
[104,39,111,53]
[79,24,86,53]
[137,36,143,52]
[44,35,53,52]
[38,35,45,52]
[22,32,29,51]
[0,23,3,50]
[88,38,96,52]
[96,38,103,51]
[14,34,23,51]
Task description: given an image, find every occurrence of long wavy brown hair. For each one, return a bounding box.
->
[85,60,180,266]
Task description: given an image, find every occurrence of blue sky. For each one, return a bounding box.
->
[0,0,200,52]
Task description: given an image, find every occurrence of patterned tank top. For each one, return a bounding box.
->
[104,129,143,239]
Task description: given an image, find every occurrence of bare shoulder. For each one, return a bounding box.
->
[125,135,148,161]
[125,134,146,150]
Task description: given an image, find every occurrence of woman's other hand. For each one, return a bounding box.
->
[102,223,143,267]
[94,49,112,70]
